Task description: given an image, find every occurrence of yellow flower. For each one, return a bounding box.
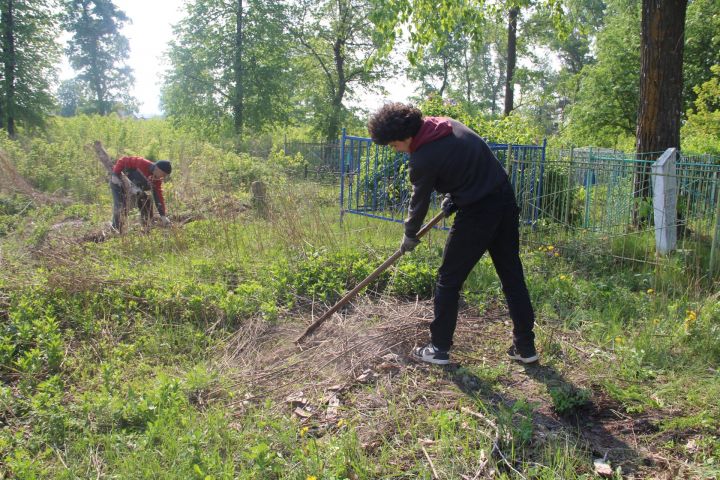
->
[647,288,654,294]
[652,318,660,326]
[615,336,624,345]
[559,274,567,281]
[300,426,309,436]
[306,476,318,480]
[337,419,346,428]
[547,245,555,251]
[684,310,698,332]
[554,252,560,257]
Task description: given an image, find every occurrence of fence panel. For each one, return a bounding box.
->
[338,130,547,229]
[328,130,720,279]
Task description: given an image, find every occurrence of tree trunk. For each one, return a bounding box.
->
[233,0,244,144]
[327,35,346,143]
[463,45,471,103]
[439,53,448,98]
[633,0,687,223]
[82,1,107,115]
[504,7,519,116]
[2,0,16,138]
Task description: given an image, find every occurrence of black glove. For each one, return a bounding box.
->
[400,234,420,253]
[441,195,458,217]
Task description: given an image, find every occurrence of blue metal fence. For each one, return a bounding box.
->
[339,128,547,229]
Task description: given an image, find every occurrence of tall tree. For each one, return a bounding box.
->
[56,77,90,116]
[288,0,392,142]
[404,22,506,116]
[162,0,295,142]
[64,0,136,115]
[504,6,519,115]
[0,0,60,137]
[633,0,687,213]
[369,0,566,117]
[406,36,464,99]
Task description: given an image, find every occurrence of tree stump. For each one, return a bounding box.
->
[251,180,268,217]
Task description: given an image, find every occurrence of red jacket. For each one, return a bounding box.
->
[112,156,166,215]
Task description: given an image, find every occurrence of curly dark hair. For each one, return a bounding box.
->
[367,102,423,145]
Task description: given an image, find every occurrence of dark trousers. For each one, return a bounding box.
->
[111,182,153,230]
[431,182,535,351]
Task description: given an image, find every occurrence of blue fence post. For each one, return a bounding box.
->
[584,147,592,229]
[534,138,547,226]
[339,128,346,224]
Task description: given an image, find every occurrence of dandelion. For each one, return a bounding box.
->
[647,288,654,294]
[615,336,624,345]
[306,476,318,480]
[554,252,560,257]
[559,274,567,281]
[547,245,555,251]
[300,426,309,436]
[684,309,698,332]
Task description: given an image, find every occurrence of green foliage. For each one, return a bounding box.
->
[267,145,307,176]
[683,65,720,154]
[683,0,720,115]
[562,0,640,147]
[1,291,64,383]
[419,96,545,144]
[64,0,137,115]
[162,0,296,137]
[287,0,394,142]
[548,385,591,414]
[0,0,60,135]
[389,259,436,297]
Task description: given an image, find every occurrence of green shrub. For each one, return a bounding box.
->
[549,385,591,415]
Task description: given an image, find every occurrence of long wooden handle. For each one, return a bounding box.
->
[295,211,446,343]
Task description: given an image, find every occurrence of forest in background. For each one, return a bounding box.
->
[0,0,718,153]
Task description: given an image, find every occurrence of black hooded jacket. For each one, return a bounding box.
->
[404,118,509,237]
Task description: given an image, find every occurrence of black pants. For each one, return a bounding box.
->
[431,182,535,351]
[110,182,153,230]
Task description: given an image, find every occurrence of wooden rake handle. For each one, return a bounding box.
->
[295,211,446,344]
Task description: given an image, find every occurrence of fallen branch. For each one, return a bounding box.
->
[421,442,440,479]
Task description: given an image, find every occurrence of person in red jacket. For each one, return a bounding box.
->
[367,102,537,365]
[109,156,172,232]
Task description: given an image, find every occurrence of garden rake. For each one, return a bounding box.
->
[295,211,446,343]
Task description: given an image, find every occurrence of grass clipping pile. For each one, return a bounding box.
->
[222,297,436,403]
[220,297,508,426]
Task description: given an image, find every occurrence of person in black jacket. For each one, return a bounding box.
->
[367,102,538,365]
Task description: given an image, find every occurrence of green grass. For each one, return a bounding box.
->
[1,117,720,478]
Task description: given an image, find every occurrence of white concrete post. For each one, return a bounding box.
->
[651,148,678,255]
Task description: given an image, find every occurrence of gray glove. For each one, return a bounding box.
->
[400,234,420,253]
[110,173,123,186]
[441,195,458,217]
[160,215,171,227]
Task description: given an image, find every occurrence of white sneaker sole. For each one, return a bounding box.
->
[508,353,539,364]
[412,354,450,365]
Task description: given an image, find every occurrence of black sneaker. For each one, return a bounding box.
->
[507,344,539,364]
[411,343,450,365]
